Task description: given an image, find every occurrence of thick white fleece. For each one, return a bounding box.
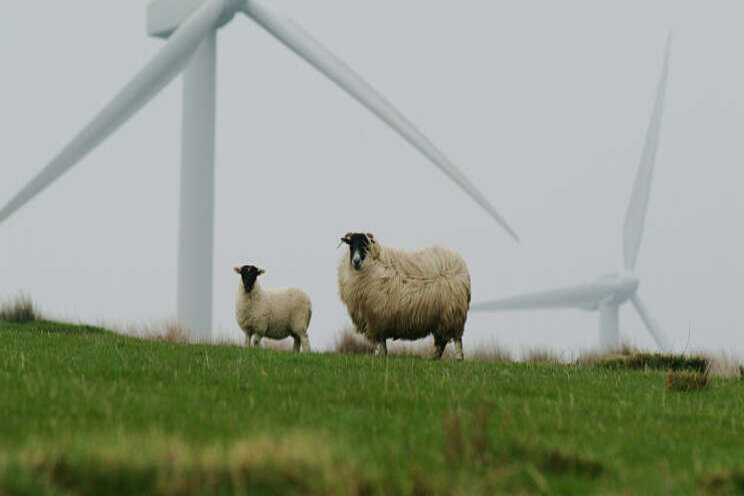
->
[235,281,312,351]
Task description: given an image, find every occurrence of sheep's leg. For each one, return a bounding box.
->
[432,335,447,360]
[292,335,301,352]
[252,335,262,348]
[300,335,311,353]
[245,333,252,347]
[374,339,387,357]
[454,338,464,361]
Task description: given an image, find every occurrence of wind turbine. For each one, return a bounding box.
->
[471,35,673,352]
[0,0,519,340]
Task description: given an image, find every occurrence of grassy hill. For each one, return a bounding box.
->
[1,318,743,494]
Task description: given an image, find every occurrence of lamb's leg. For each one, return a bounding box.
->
[374,339,387,357]
[300,335,311,353]
[292,335,301,352]
[454,338,464,361]
[252,335,262,348]
[432,335,447,360]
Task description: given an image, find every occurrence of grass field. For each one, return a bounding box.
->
[1,318,743,495]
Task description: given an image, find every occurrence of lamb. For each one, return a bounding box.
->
[337,232,471,360]
[234,265,312,352]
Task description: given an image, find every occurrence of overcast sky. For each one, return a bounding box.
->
[1,0,742,356]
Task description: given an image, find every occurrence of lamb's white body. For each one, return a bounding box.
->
[338,234,470,359]
[235,281,312,352]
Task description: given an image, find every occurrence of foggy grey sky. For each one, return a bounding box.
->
[1,0,742,356]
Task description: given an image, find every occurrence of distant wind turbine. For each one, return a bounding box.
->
[0,0,519,340]
[471,35,673,352]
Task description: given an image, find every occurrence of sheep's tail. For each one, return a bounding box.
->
[306,306,312,330]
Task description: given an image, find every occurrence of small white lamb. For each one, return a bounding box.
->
[233,265,312,352]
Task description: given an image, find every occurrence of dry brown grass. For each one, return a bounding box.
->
[702,470,744,494]
[666,371,709,392]
[0,294,37,324]
[332,328,513,361]
[468,339,514,363]
[574,342,638,366]
[258,338,295,352]
[4,432,370,495]
[116,319,192,343]
[694,350,743,378]
[333,327,374,355]
[522,348,564,364]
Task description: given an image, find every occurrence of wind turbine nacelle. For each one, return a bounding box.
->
[595,272,639,305]
[147,0,236,38]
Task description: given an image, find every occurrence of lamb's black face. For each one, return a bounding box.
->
[341,233,371,271]
[234,265,265,293]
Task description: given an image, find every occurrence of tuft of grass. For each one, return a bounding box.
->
[523,348,564,364]
[740,366,744,382]
[469,402,490,465]
[470,341,514,363]
[0,295,37,324]
[442,412,465,466]
[574,342,637,366]
[333,327,373,355]
[543,449,604,478]
[117,319,192,343]
[666,371,709,392]
[693,350,743,378]
[702,470,744,494]
[598,352,709,372]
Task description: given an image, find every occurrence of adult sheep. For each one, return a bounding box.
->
[337,232,471,360]
[234,265,312,352]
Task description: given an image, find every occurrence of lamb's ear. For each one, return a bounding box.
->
[233,266,242,274]
[257,268,266,275]
[338,234,351,247]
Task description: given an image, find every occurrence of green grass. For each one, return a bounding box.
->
[1,320,743,494]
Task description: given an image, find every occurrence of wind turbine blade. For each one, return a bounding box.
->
[622,33,671,270]
[471,280,622,312]
[241,0,519,241]
[0,0,227,225]
[630,293,671,351]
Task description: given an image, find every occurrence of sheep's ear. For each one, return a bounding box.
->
[257,268,266,275]
[366,233,376,244]
[233,266,242,274]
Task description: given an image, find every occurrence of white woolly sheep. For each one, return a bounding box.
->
[337,232,471,360]
[234,265,312,352]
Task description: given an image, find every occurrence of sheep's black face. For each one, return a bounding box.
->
[342,233,371,271]
[234,265,265,293]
